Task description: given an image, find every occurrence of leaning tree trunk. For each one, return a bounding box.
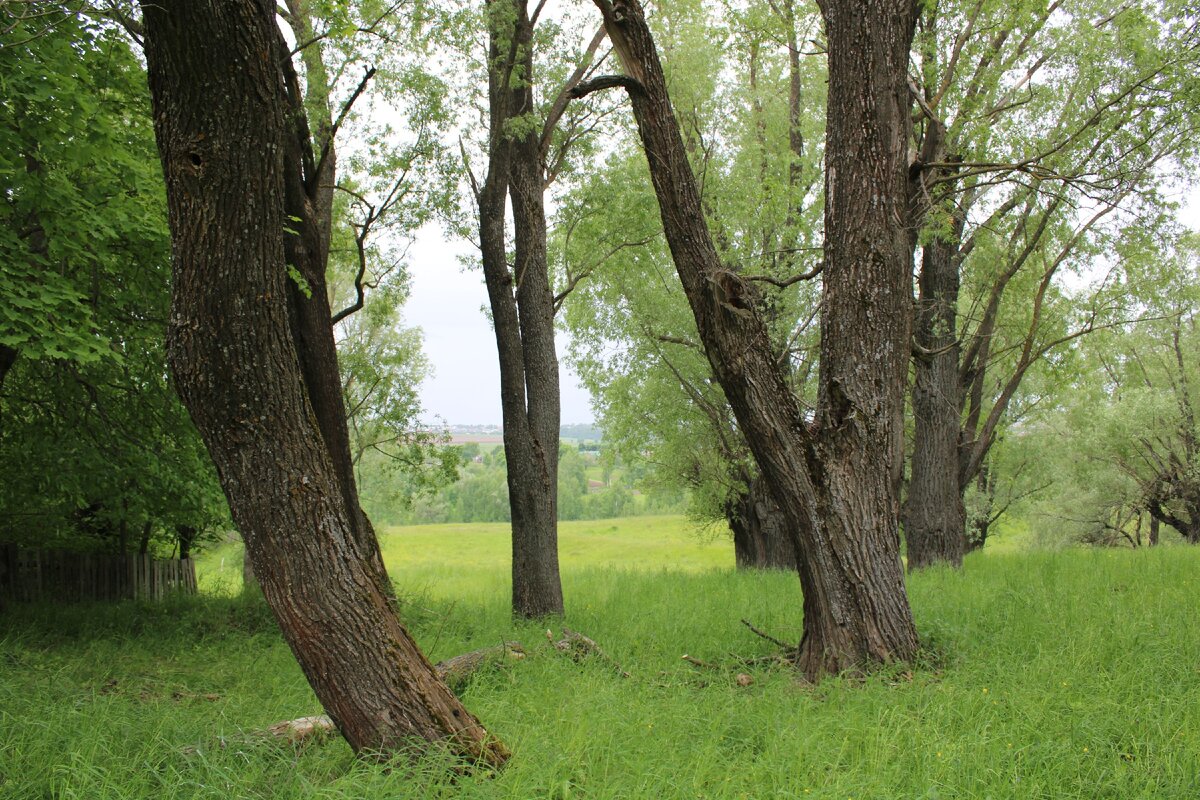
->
[140,0,507,766]
[579,0,919,679]
[478,0,564,618]
[906,233,966,569]
[728,476,797,570]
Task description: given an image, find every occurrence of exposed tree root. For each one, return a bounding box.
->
[262,643,526,744]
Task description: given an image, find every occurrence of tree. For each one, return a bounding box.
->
[473,0,565,617]
[138,0,506,764]
[560,0,819,570]
[450,0,612,616]
[0,6,225,554]
[1034,235,1200,546]
[573,0,919,679]
[902,0,1200,566]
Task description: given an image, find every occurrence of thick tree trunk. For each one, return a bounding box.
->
[728,477,797,570]
[479,0,564,618]
[906,235,966,568]
[140,0,507,766]
[581,0,918,680]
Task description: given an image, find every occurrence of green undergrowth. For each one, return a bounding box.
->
[2,547,1198,799]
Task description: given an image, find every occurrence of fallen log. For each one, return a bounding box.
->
[437,641,525,689]
[548,627,630,679]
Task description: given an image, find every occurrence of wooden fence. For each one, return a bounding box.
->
[0,545,197,604]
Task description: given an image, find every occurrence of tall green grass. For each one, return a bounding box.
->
[2,525,1197,799]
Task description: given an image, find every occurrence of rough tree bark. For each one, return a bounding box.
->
[140,0,507,765]
[577,0,919,679]
[727,476,797,571]
[906,229,966,569]
[478,0,564,618]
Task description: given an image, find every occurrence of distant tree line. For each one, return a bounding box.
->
[359,441,687,526]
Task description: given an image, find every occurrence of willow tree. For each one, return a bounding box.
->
[450,0,612,616]
[139,0,506,765]
[560,0,820,570]
[902,0,1200,566]
[574,0,919,678]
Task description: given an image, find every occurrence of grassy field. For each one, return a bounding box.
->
[2,517,1198,799]
[199,515,733,600]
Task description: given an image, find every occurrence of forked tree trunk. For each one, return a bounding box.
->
[140,0,507,766]
[580,0,918,679]
[728,477,797,571]
[478,0,564,618]
[906,234,966,569]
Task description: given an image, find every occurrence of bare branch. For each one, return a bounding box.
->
[312,66,376,192]
[743,262,824,289]
[541,26,608,156]
[569,74,643,99]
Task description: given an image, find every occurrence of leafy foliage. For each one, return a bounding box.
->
[561,0,823,525]
[0,9,227,555]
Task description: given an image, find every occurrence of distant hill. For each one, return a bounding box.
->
[442,422,602,443]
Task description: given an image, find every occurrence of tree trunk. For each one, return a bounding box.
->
[581,0,919,680]
[965,462,994,553]
[140,0,507,766]
[241,541,260,594]
[0,345,16,393]
[478,0,564,618]
[176,524,197,561]
[728,477,797,571]
[906,234,966,568]
[1148,514,1160,546]
[137,522,152,555]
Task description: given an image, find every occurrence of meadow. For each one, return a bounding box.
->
[2,516,1198,799]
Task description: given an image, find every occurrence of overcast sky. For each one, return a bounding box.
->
[405,187,1200,427]
[404,226,594,426]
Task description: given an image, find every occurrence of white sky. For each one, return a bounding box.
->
[404,225,594,426]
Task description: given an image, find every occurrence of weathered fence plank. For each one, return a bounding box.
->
[0,547,197,604]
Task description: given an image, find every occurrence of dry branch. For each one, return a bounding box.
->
[740,618,792,650]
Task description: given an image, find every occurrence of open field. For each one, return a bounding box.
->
[199,515,734,599]
[2,519,1198,799]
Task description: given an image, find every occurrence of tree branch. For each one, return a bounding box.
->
[312,66,376,193]
[569,74,643,99]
